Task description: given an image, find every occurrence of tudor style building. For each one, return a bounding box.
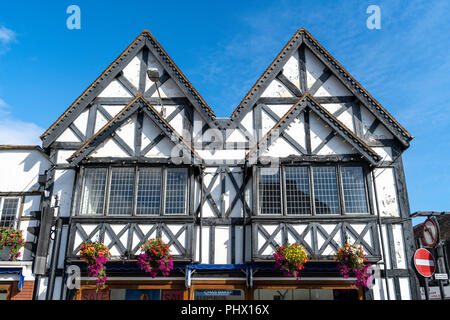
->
[23,28,419,300]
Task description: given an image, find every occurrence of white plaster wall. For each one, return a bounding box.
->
[361,106,393,141]
[262,135,300,158]
[335,105,354,131]
[305,47,325,89]
[373,168,400,217]
[282,52,300,90]
[22,195,41,216]
[202,167,221,218]
[214,226,231,264]
[261,79,294,98]
[19,219,39,261]
[192,111,205,142]
[146,136,173,158]
[317,135,354,156]
[164,106,184,134]
[53,169,76,218]
[55,127,81,143]
[115,116,136,152]
[380,224,392,269]
[196,149,246,162]
[258,225,282,255]
[310,115,354,155]
[102,105,126,119]
[98,79,132,98]
[284,113,306,148]
[223,167,243,218]
[73,108,89,138]
[372,147,393,162]
[141,115,162,149]
[162,224,186,256]
[199,226,210,264]
[392,224,407,269]
[94,110,109,133]
[226,129,247,143]
[56,150,77,164]
[399,277,411,300]
[314,74,352,97]
[57,226,69,269]
[234,226,244,264]
[122,54,141,90]
[260,108,278,135]
[372,274,388,300]
[90,138,129,158]
[0,150,51,192]
[240,109,254,138]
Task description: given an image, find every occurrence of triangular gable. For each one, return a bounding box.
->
[41,30,217,149]
[232,28,412,148]
[246,93,382,165]
[67,95,202,165]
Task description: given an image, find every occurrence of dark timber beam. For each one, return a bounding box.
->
[308,67,332,96]
[276,71,302,97]
[257,96,356,105]
[116,71,138,96]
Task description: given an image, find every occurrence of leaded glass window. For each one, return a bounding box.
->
[312,166,340,214]
[79,166,188,216]
[136,168,161,215]
[108,168,135,215]
[81,168,107,214]
[285,166,311,214]
[341,167,368,213]
[0,198,20,228]
[258,168,281,214]
[165,168,188,214]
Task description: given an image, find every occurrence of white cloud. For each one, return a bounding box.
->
[0,26,16,43]
[0,98,8,108]
[0,25,17,54]
[0,98,43,145]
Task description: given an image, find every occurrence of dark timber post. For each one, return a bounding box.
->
[46,217,63,300]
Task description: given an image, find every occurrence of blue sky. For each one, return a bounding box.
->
[0,1,449,225]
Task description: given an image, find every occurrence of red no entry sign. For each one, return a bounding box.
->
[414,248,435,277]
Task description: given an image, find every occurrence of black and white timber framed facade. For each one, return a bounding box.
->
[2,28,419,300]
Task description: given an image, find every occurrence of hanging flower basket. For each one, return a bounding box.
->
[273,243,309,278]
[334,243,371,288]
[0,227,24,261]
[79,241,110,290]
[137,238,173,278]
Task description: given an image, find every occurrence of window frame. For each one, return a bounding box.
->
[78,165,190,217]
[256,163,371,216]
[339,165,371,215]
[0,197,21,228]
[257,167,283,215]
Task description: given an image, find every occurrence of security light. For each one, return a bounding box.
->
[146,68,160,83]
[146,68,166,117]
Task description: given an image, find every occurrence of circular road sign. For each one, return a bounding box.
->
[414,248,436,278]
[422,218,438,247]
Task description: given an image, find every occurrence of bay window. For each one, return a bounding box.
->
[258,165,370,215]
[80,166,189,216]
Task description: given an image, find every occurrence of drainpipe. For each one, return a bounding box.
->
[242,164,247,265]
[46,217,62,300]
[199,166,204,264]
[371,171,391,300]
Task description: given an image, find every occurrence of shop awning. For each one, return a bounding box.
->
[0,268,24,290]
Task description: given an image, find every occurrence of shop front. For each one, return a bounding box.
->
[73,263,362,300]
